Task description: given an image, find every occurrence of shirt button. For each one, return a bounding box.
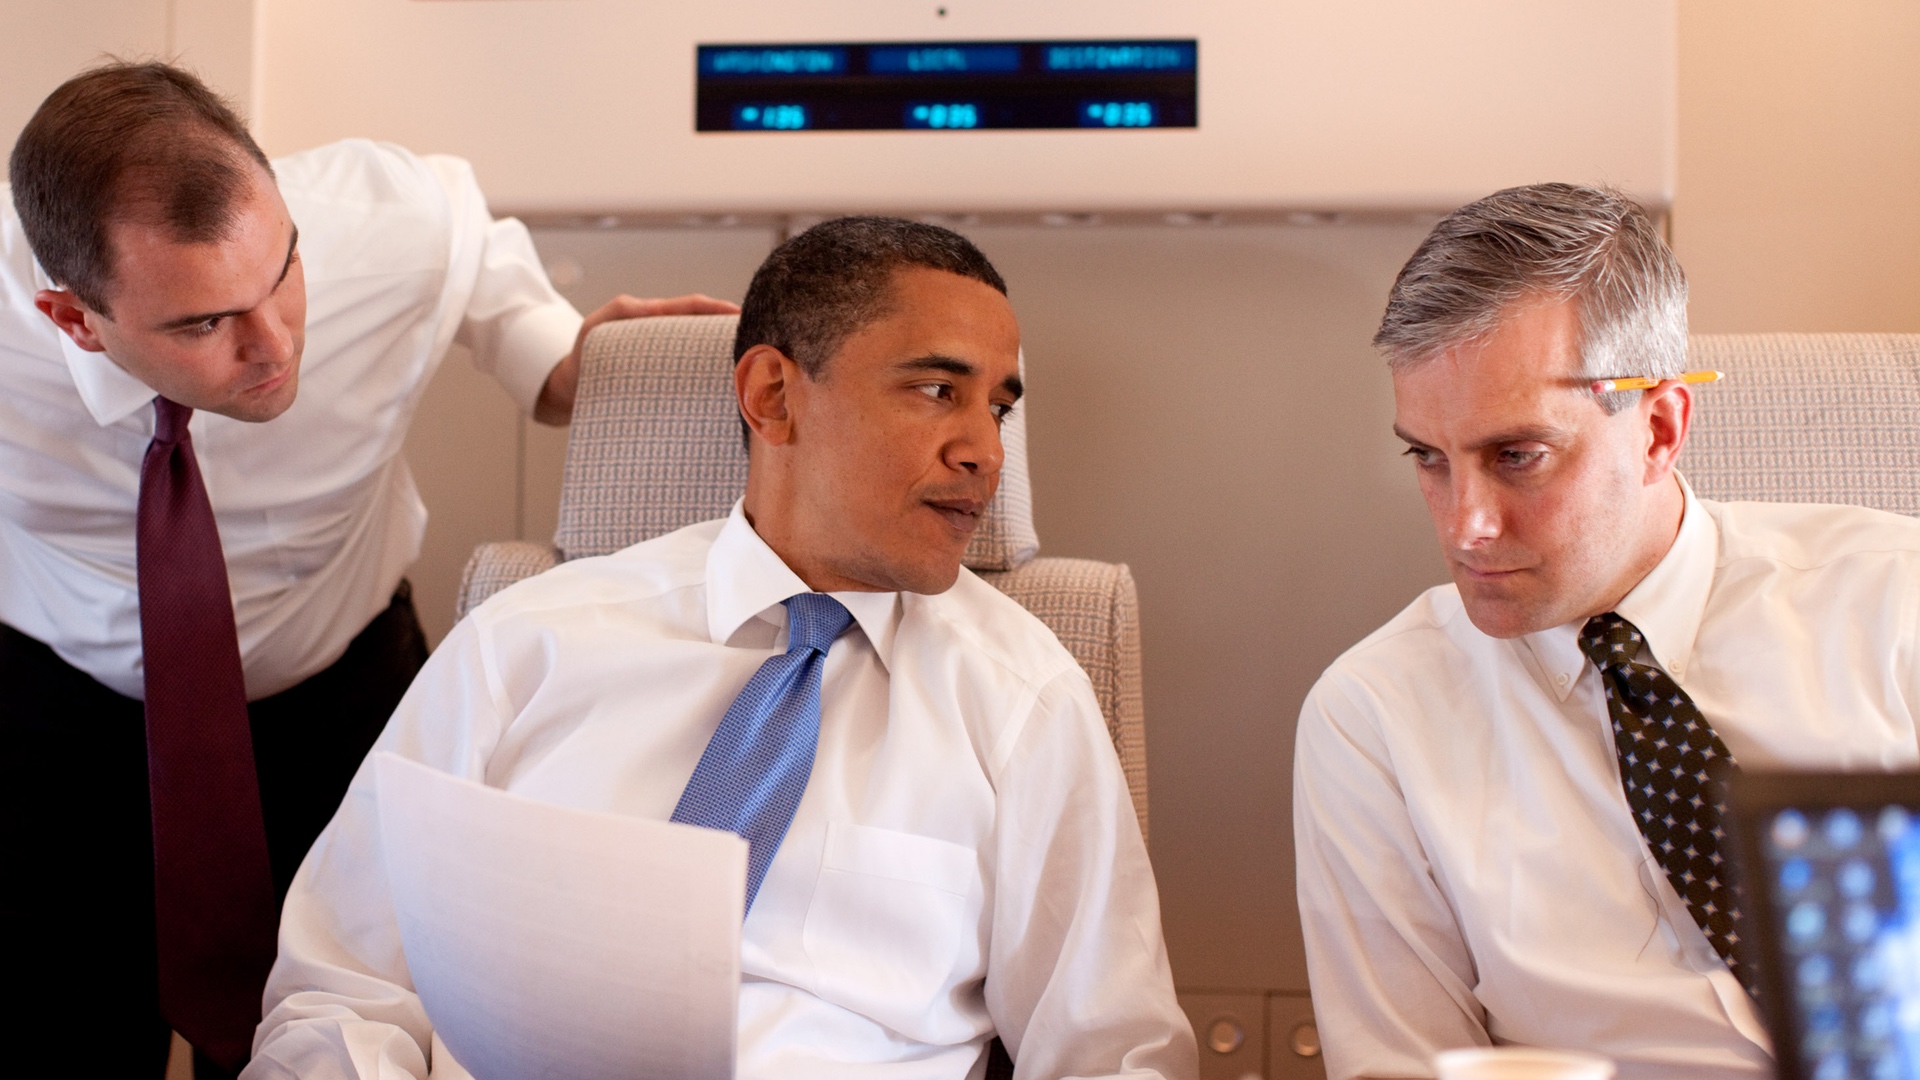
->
[1555,673,1569,687]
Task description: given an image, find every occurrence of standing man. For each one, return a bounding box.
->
[0,61,733,1077]
[1294,184,1920,1078]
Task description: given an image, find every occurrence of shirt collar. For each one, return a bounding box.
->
[704,501,901,671]
[34,260,160,428]
[1614,472,1717,682]
[1523,473,1718,699]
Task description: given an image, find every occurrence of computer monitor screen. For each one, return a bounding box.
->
[1734,772,1920,1080]
[695,39,1198,132]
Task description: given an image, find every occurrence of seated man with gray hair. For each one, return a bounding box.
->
[1294,184,1920,1079]
[249,216,1195,1080]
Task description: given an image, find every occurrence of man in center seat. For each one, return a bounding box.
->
[248,216,1197,1080]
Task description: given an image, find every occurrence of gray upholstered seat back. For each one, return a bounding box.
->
[553,316,749,560]
[1684,334,1920,512]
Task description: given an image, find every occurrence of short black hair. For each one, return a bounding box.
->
[8,60,274,316]
[734,216,1007,377]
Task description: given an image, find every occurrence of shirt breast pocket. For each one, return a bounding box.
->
[802,820,981,1030]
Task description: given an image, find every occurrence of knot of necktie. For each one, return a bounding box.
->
[152,397,194,445]
[783,592,853,655]
[1578,611,1646,669]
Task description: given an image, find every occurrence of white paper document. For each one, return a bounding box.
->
[373,752,747,1080]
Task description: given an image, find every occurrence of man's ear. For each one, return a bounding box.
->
[1640,380,1693,486]
[34,289,108,353]
[735,343,801,448]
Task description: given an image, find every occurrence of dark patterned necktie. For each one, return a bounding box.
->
[1579,612,1756,996]
[671,593,854,914]
[138,397,279,1070]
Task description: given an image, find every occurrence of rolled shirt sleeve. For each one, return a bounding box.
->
[424,154,583,416]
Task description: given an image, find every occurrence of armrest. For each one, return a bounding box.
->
[456,541,562,622]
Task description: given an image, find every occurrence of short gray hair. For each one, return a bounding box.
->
[1373,183,1687,414]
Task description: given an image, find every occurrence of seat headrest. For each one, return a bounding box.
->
[1684,333,1920,514]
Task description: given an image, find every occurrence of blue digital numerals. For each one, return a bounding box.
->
[733,104,810,131]
[1081,101,1156,128]
[906,102,982,129]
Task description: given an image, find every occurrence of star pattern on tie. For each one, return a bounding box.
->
[1579,612,1757,997]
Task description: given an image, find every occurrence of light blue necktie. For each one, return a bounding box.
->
[671,592,854,913]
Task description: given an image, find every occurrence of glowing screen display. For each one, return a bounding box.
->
[696,39,1197,132]
[1758,802,1920,1079]
[1733,773,1920,1080]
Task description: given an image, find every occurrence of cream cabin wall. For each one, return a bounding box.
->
[7,3,1920,1076]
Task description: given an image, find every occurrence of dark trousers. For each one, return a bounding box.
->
[1,585,429,1078]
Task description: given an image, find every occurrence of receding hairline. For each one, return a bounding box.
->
[108,129,274,228]
[95,148,283,312]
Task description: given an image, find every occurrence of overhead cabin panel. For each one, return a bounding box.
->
[252,0,1676,216]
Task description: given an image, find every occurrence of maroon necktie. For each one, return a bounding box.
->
[138,397,278,1070]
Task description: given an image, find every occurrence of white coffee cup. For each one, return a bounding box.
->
[1432,1047,1617,1080]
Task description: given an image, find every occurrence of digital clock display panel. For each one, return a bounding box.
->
[696,40,1197,132]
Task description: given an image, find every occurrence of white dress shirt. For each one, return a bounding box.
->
[248,504,1195,1080]
[0,138,581,699]
[1295,478,1920,1080]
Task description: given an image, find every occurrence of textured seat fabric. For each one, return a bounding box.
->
[457,314,1149,838]
[1684,334,1920,513]
[457,540,560,615]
